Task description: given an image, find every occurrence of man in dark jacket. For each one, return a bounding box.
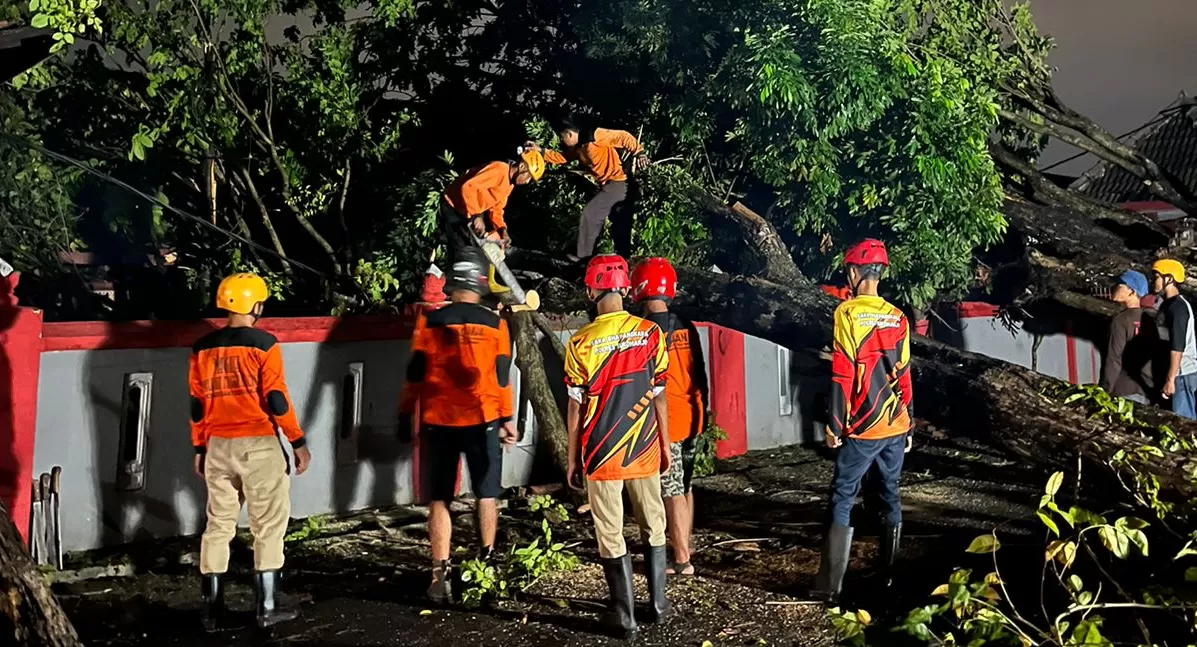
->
[1101,270,1157,404]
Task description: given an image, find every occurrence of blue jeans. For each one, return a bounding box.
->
[1172,373,1197,419]
[829,434,907,527]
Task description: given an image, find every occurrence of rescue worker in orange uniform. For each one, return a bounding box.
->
[398,246,520,604]
[540,117,650,262]
[440,148,546,253]
[565,255,671,640]
[812,240,914,604]
[190,273,312,631]
[630,257,708,576]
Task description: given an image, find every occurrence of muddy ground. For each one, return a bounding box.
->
[55,436,1047,646]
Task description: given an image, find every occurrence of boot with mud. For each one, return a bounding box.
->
[427,559,453,605]
[644,545,671,624]
[601,554,638,641]
[811,524,853,604]
[200,573,224,632]
[879,523,901,588]
[255,570,299,628]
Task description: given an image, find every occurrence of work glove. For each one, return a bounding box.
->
[397,414,415,444]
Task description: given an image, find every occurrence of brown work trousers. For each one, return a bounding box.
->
[200,435,291,574]
[586,473,667,559]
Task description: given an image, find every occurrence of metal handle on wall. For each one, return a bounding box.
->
[116,372,154,491]
[336,362,363,465]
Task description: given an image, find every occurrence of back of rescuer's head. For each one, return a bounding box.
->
[216,272,269,323]
[631,257,677,313]
[584,254,631,308]
[843,238,889,295]
[447,247,491,300]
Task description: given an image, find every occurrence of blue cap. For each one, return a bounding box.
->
[1119,270,1149,298]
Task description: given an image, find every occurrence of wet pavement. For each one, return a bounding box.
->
[58,437,1046,646]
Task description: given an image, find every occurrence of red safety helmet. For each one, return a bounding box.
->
[585,254,631,291]
[630,257,677,302]
[843,239,889,267]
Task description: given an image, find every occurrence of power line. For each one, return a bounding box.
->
[0,133,331,279]
[1038,101,1186,174]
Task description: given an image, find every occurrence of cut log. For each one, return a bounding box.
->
[0,502,82,646]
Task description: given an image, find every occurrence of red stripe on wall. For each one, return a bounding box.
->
[958,302,1001,319]
[41,315,416,351]
[705,325,748,459]
[1064,321,1079,384]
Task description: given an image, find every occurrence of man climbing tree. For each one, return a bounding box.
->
[440,148,545,255]
[813,240,913,604]
[630,257,708,576]
[538,116,650,262]
[398,247,519,604]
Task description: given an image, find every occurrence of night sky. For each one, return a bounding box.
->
[1032,0,1197,175]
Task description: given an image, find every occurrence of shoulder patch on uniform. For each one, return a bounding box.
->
[266,390,289,416]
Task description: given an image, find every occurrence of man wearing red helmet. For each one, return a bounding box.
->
[813,239,914,604]
[630,257,708,577]
[564,254,672,640]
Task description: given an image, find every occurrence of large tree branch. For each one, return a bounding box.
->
[237,167,294,276]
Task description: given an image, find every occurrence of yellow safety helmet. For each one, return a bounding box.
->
[518,146,545,181]
[1152,258,1187,284]
[216,272,269,315]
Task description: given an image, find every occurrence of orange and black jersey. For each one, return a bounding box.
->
[399,302,514,428]
[565,311,668,481]
[189,327,305,455]
[645,311,708,443]
[829,295,913,440]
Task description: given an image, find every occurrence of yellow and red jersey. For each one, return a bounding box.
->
[829,295,913,440]
[645,311,707,443]
[544,128,643,185]
[189,327,305,454]
[442,161,515,231]
[565,311,668,481]
[399,302,514,427]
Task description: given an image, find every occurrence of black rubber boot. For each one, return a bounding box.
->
[255,570,299,628]
[200,573,223,632]
[879,522,902,588]
[812,524,853,604]
[645,545,671,624]
[427,559,453,604]
[600,554,638,640]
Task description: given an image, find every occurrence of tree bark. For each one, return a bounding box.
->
[509,311,570,476]
[0,503,82,646]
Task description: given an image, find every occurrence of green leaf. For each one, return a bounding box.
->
[1037,511,1060,537]
[1045,471,1064,497]
[966,534,1000,554]
[1098,525,1131,559]
[1185,567,1197,582]
[31,14,50,29]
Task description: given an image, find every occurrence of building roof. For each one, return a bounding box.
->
[1072,95,1197,205]
[0,23,55,82]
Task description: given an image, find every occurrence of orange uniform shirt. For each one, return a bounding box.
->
[544,128,643,185]
[565,311,668,481]
[645,311,707,443]
[189,327,305,454]
[399,302,514,427]
[442,161,515,231]
[829,295,913,440]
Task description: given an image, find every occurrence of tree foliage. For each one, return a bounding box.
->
[1,0,1187,318]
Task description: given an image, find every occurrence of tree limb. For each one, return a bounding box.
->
[237,167,294,276]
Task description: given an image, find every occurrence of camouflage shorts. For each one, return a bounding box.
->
[661,440,695,498]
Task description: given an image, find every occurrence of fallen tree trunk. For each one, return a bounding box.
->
[509,311,570,477]
[0,503,82,646]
